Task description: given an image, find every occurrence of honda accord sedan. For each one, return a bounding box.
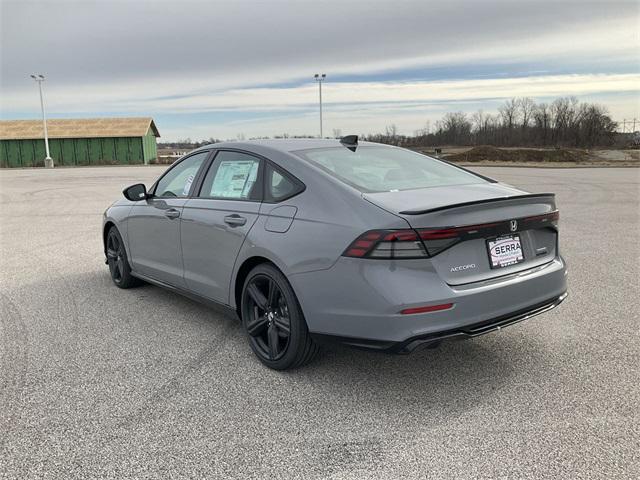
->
[103,137,567,369]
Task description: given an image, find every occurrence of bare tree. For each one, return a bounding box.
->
[439,112,472,144]
[499,98,520,130]
[356,96,615,148]
[533,103,551,144]
[471,110,484,132]
[471,110,485,144]
[385,124,398,138]
[518,97,536,130]
[550,97,580,144]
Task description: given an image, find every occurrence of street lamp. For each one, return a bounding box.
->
[30,74,53,168]
[314,73,326,138]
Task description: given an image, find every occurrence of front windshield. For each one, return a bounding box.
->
[296,146,486,193]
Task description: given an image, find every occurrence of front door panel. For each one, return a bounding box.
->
[127,198,188,287]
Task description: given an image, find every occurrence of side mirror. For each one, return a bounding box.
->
[123,183,148,201]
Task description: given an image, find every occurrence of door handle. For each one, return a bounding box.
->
[164,208,180,219]
[224,214,247,226]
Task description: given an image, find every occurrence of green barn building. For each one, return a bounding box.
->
[0,117,160,168]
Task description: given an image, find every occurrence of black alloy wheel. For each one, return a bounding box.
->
[244,273,291,360]
[241,264,318,369]
[106,227,140,289]
[106,230,125,284]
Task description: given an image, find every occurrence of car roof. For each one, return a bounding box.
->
[192,138,384,154]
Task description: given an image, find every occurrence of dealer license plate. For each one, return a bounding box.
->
[487,235,524,269]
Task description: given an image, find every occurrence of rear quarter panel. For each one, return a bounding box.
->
[229,147,410,307]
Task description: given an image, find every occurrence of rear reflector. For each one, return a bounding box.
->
[400,303,454,315]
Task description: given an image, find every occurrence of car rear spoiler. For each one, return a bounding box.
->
[399,193,556,215]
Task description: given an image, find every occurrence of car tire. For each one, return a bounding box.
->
[106,226,142,289]
[241,263,319,370]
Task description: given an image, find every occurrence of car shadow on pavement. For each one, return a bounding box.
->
[16,268,551,428]
[110,271,549,406]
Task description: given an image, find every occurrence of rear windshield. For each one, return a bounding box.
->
[295,146,486,193]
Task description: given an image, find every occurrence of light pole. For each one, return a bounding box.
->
[314,73,326,138]
[30,74,53,168]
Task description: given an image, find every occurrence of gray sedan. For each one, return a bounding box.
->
[103,137,567,369]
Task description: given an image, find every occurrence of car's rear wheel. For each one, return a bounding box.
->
[106,227,141,289]
[241,264,318,370]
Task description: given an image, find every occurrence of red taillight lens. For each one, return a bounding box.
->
[344,231,382,257]
[400,303,454,315]
[417,226,486,255]
[417,228,463,256]
[523,210,559,227]
[344,211,559,259]
[342,229,428,259]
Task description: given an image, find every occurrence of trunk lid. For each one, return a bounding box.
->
[363,184,558,285]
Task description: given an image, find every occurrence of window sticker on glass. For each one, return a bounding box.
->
[241,162,258,197]
[210,160,258,198]
[182,173,195,196]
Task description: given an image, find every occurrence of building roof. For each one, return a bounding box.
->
[0,117,160,140]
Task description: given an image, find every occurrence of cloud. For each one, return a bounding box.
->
[3,0,636,89]
[1,0,639,139]
[4,72,638,113]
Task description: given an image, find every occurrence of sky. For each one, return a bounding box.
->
[1,0,639,141]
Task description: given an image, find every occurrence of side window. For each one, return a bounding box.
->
[154,151,209,197]
[265,164,303,202]
[199,151,260,200]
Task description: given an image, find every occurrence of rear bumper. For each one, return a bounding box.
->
[289,255,568,343]
[311,291,567,353]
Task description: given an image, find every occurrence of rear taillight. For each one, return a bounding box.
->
[416,222,500,256]
[343,229,429,259]
[523,210,559,228]
[343,210,559,259]
[417,228,464,256]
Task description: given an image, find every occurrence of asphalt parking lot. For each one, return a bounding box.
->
[0,165,638,479]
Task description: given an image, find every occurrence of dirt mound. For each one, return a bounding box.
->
[446,146,589,163]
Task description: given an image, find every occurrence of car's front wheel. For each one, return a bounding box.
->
[106,227,141,289]
[241,264,318,370]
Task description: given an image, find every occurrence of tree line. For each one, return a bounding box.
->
[365,96,618,148]
[160,96,620,150]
